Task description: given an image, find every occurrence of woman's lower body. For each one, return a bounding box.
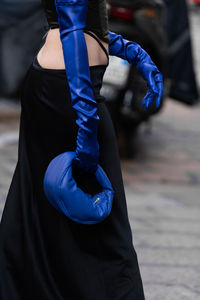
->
[0,60,145,300]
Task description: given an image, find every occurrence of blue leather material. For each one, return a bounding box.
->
[55,0,99,173]
[44,152,114,224]
[43,0,114,224]
[108,31,163,110]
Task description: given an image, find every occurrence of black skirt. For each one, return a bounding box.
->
[0,58,145,300]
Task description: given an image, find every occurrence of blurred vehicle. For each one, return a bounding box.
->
[189,0,200,4]
[102,0,167,157]
[0,0,46,99]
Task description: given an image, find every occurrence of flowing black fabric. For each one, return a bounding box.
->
[0,59,145,300]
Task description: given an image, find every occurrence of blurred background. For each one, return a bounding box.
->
[0,0,200,299]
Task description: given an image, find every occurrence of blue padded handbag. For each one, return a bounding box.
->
[43,152,114,225]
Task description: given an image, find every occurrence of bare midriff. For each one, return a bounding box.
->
[37,28,109,69]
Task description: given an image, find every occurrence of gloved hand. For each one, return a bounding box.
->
[55,0,99,173]
[108,31,163,110]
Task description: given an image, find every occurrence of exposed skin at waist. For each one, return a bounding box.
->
[37,28,109,69]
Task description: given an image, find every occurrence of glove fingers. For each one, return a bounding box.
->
[154,73,163,108]
[147,70,159,94]
[142,88,155,110]
[155,81,164,108]
[145,72,163,109]
[142,89,151,105]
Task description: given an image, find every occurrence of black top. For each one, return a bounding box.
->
[42,0,110,43]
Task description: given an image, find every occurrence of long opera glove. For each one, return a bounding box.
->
[108,31,163,110]
[55,0,99,173]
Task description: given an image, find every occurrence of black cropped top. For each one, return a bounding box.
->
[42,0,110,43]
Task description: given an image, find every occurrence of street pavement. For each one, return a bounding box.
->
[0,7,200,300]
[123,98,200,299]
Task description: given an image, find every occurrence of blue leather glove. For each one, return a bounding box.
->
[108,31,163,110]
[55,0,99,173]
